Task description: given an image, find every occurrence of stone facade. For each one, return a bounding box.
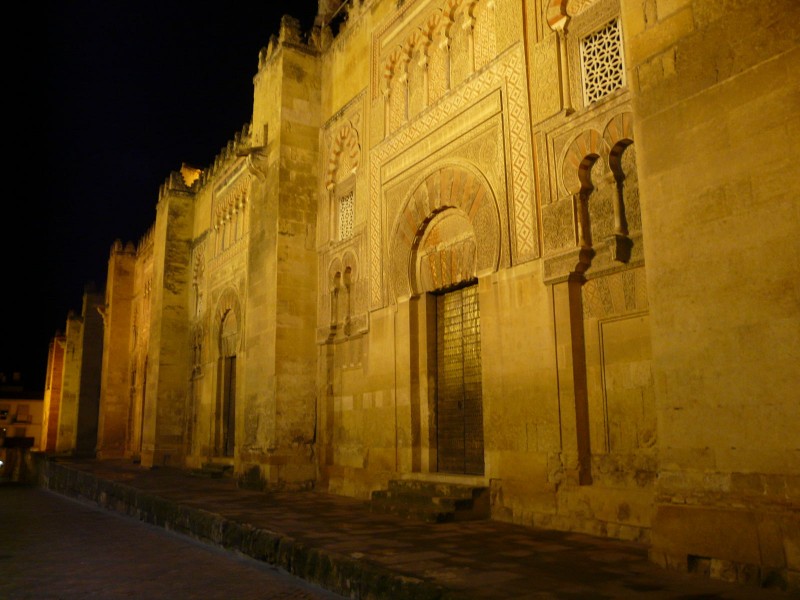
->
[56,0,798,591]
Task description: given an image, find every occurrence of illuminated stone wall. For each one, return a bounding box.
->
[620,0,800,587]
[84,0,797,589]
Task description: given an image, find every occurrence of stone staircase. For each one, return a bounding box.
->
[370,479,490,523]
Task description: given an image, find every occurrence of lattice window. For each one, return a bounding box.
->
[338,190,354,241]
[580,19,625,106]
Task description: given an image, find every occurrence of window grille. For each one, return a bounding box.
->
[338,190,354,241]
[580,19,625,106]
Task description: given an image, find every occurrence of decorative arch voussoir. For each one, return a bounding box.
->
[603,112,635,175]
[389,164,500,301]
[546,0,569,30]
[562,128,608,195]
[328,257,344,288]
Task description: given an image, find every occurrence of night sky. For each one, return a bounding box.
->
[3,2,319,393]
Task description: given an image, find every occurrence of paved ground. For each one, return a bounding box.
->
[0,484,346,600]
[11,457,797,599]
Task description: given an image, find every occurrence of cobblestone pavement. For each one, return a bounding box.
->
[17,458,798,599]
[0,484,346,600]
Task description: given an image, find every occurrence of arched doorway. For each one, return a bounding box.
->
[217,308,239,457]
[415,205,486,475]
[390,165,501,476]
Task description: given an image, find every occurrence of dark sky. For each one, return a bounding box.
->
[3,2,319,393]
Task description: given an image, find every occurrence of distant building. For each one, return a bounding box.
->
[51,0,799,591]
[0,372,44,480]
[0,373,43,448]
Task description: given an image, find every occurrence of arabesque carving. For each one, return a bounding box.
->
[582,267,648,319]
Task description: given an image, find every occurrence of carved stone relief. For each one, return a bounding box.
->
[567,0,605,17]
[370,44,537,309]
[534,131,553,207]
[386,48,409,134]
[325,120,361,191]
[472,0,497,71]
[582,267,648,319]
[543,108,638,282]
[428,17,451,104]
[529,34,562,124]
[376,0,500,139]
[408,36,428,118]
[542,196,576,254]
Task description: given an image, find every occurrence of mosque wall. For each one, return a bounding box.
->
[63,0,798,589]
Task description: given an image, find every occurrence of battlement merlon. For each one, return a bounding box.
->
[109,239,137,258]
[317,0,347,26]
[257,1,352,69]
[154,121,253,205]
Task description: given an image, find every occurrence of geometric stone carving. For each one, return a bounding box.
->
[386,48,410,134]
[473,0,496,71]
[530,35,562,124]
[542,196,577,253]
[338,190,355,241]
[579,18,625,106]
[320,241,368,344]
[587,158,615,245]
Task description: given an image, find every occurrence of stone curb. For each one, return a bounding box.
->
[39,458,465,600]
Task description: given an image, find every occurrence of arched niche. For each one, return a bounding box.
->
[214,288,243,358]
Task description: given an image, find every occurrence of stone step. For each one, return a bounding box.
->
[189,463,233,479]
[370,480,489,523]
[387,479,483,499]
